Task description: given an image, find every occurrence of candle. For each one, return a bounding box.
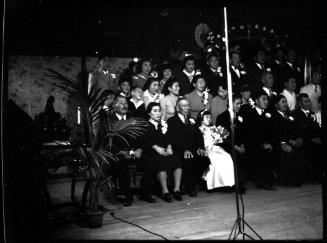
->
[77,106,81,125]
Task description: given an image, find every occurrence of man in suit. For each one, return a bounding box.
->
[247,49,272,95]
[274,49,303,93]
[88,55,117,96]
[167,97,210,197]
[201,52,224,96]
[127,86,147,119]
[244,90,276,190]
[95,95,143,206]
[270,94,305,186]
[300,67,321,113]
[261,71,277,112]
[291,93,322,182]
[229,51,248,94]
[281,76,297,111]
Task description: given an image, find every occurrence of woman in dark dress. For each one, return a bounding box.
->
[142,102,183,202]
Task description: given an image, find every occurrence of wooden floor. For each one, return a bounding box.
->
[43,179,323,240]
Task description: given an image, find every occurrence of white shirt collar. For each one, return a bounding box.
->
[178,113,186,123]
[256,63,263,70]
[282,89,296,96]
[262,87,271,96]
[149,119,159,129]
[183,69,195,77]
[255,106,264,115]
[286,62,293,68]
[130,97,144,108]
[116,113,127,121]
[277,110,285,117]
[100,68,109,75]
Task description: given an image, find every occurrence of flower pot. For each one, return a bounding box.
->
[85,210,104,228]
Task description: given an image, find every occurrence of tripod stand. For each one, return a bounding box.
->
[227,124,263,240]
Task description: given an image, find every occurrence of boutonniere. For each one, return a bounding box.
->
[311,114,317,121]
[203,88,210,105]
[288,116,294,121]
[110,73,116,79]
[240,63,245,69]
[272,91,277,96]
[266,68,271,72]
[265,113,271,118]
[150,71,158,78]
[161,120,168,134]
[296,67,301,72]
[240,70,246,75]
[237,116,243,123]
[195,69,202,75]
[189,118,196,125]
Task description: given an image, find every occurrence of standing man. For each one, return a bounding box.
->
[88,55,117,96]
[300,67,321,113]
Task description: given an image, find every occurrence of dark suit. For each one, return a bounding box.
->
[127,100,147,119]
[247,62,272,95]
[175,71,194,96]
[244,107,276,186]
[167,114,210,193]
[270,110,306,185]
[230,65,249,94]
[201,66,224,96]
[274,62,303,93]
[291,108,322,181]
[216,109,250,185]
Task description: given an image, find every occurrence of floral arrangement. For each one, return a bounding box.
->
[161,120,168,134]
[210,125,230,144]
[203,88,210,105]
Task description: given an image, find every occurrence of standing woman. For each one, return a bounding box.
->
[160,78,180,121]
[159,63,173,93]
[141,102,183,202]
[132,58,153,88]
[175,55,201,96]
[143,77,162,109]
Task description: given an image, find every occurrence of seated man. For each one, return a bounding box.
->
[128,85,147,119]
[291,93,322,182]
[94,95,142,207]
[270,94,306,186]
[244,90,276,190]
[167,97,210,197]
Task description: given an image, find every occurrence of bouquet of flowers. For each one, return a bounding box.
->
[210,125,230,144]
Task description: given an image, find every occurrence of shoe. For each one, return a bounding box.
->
[122,199,133,207]
[172,191,183,201]
[139,195,156,203]
[162,193,173,203]
[188,190,198,197]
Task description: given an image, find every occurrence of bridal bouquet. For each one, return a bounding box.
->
[210,125,230,144]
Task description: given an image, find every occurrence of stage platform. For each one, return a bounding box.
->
[43,180,322,240]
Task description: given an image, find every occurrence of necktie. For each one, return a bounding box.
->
[184,116,189,125]
[262,64,265,71]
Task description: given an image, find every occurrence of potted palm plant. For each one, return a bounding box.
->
[46,69,148,228]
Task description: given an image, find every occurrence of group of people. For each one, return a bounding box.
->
[89,48,322,207]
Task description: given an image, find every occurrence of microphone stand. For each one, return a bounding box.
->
[222,7,262,240]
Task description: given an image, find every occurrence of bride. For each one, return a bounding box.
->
[197,110,235,191]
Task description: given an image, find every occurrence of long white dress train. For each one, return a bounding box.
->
[201,127,235,190]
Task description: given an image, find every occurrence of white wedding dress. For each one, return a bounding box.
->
[201,127,235,190]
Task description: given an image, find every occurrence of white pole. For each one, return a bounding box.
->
[223,7,234,122]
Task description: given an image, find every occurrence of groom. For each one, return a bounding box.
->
[167,97,210,197]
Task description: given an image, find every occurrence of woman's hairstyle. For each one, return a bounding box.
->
[162,78,179,96]
[146,102,161,116]
[192,75,206,85]
[102,89,116,98]
[136,58,152,74]
[183,55,195,67]
[142,77,160,91]
[196,109,212,127]
[273,94,286,106]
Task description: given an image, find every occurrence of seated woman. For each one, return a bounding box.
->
[198,110,235,191]
[132,58,153,88]
[160,78,180,121]
[142,102,183,203]
[142,77,163,109]
[159,63,173,93]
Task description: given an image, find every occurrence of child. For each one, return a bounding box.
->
[128,86,146,118]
